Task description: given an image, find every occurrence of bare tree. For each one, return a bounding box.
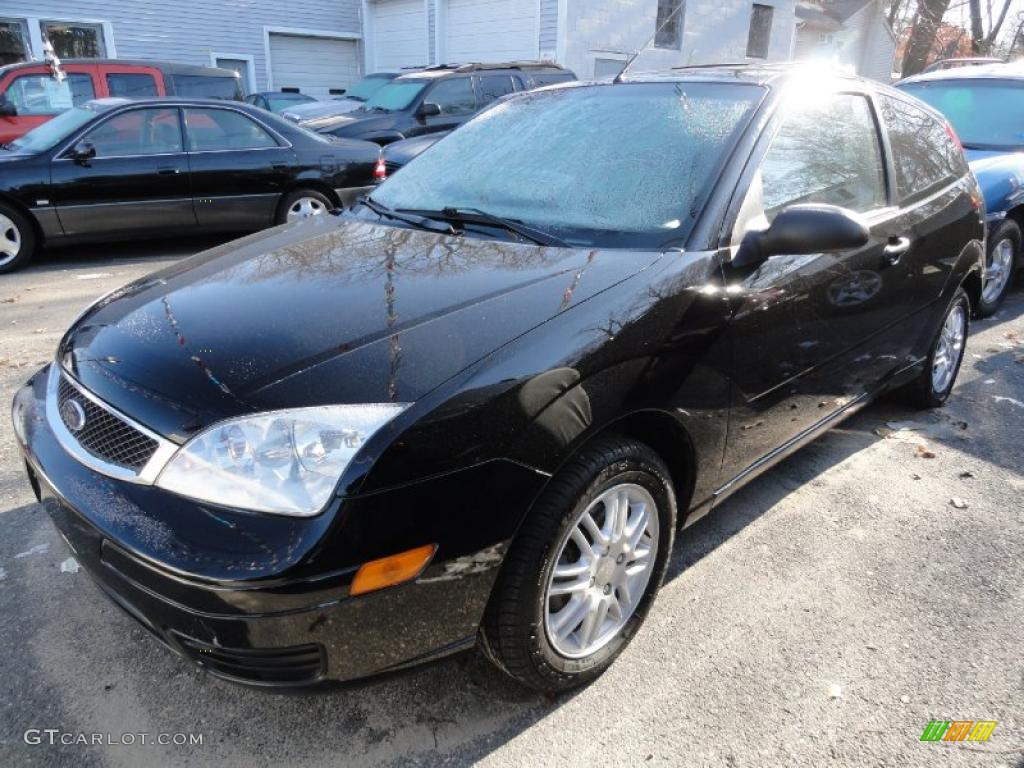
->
[968,0,1013,52]
[902,0,954,75]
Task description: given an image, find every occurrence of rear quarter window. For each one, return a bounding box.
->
[877,93,967,203]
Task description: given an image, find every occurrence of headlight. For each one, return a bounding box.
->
[155,404,408,516]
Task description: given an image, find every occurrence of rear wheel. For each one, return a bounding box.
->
[0,202,36,274]
[977,219,1019,317]
[899,288,970,409]
[480,437,676,692]
[276,189,332,225]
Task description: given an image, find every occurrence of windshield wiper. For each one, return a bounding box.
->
[358,196,456,234]
[398,206,567,247]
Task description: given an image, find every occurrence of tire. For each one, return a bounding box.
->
[480,436,676,692]
[275,189,333,225]
[976,218,1020,317]
[899,287,970,409]
[0,202,37,274]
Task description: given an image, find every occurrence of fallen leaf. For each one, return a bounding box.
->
[915,445,936,459]
[874,427,894,438]
[0,297,15,303]
[950,497,968,509]
[959,471,975,479]
[911,473,922,480]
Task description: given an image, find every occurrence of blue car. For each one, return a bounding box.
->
[898,64,1024,315]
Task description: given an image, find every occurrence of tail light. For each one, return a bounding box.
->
[945,121,963,149]
[374,154,387,182]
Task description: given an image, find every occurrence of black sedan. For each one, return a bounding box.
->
[12,67,983,692]
[0,97,381,272]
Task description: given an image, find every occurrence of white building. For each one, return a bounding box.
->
[0,0,797,96]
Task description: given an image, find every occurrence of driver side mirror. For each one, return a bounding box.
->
[733,204,870,269]
[416,102,441,119]
[70,141,97,166]
[0,98,16,117]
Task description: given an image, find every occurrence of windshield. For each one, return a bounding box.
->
[900,80,1024,149]
[346,75,394,102]
[10,106,102,152]
[363,80,428,111]
[372,82,764,248]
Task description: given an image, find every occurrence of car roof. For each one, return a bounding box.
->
[611,62,870,89]
[394,61,572,80]
[899,61,1024,85]
[0,59,239,78]
[85,97,255,109]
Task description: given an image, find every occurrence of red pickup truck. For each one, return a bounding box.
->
[0,59,242,143]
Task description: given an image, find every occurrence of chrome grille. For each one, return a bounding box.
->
[56,374,159,471]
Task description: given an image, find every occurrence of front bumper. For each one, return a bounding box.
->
[12,366,545,687]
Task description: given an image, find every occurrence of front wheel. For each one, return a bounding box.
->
[0,203,37,274]
[977,219,1019,317]
[480,437,676,692]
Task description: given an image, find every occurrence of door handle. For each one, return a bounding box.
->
[883,236,911,265]
[157,166,182,175]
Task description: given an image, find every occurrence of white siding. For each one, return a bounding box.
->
[562,0,795,79]
[444,0,538,62]
[268,34,359,96]
[4,0,362,92]
[539,0,559,58]
[370,0,429,69]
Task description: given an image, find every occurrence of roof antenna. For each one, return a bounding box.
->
[613,1,687,83]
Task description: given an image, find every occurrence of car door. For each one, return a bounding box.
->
[475,73,518,111]
[719,90,907,479]
[0,65,98,143]
[182,106,295,229]
[408,76,477,137]
[50,106,195,237]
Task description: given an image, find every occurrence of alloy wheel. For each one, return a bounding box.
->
[932,302,966,393]
[544,483,659,659]
[0,213,21,267]
[982,237,1014,304]
[286,197,326,222]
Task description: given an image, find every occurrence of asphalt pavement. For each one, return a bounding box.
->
[0,238,1021,768]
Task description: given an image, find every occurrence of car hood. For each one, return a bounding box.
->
[60,217,661,442]
[383,132,448,167]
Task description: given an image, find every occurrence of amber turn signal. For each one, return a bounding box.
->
[350,544,437,596]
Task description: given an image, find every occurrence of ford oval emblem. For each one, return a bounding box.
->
[60,399,87,432]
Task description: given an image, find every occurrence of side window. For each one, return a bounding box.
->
[878,94,965,203]
[477,75,517,106]
[760,94,887,219]
[171,75,241,100]
[105,73,158,98]
[183,108,278,151]
[82,108,182,157]
[5,73,95,115]
[425,77,476,115]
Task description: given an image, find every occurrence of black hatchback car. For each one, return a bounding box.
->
[0,97,380,272]
[314,62,575,144]
[13,67,983,692]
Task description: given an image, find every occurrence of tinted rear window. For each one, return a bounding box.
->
[169,74,241,100]
[106,73,159,98]
[878,93,966,202]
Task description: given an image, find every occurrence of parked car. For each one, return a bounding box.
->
[379,130,450,177]
[0,59,243,143]
[898,63,1024,314]
[12,66,983,692]
[280,72,404,124]
[316,62,576,144]
[245,90,315,113]
[0,97,380,272]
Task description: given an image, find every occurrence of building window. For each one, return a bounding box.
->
[41,20,107,58]
[0,19,30,65]
[654,0,684,50]
[746,4,773,59]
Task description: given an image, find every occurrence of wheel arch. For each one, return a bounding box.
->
[279,181,341,213]
[0,192,45,247]
[999,205,1024,265]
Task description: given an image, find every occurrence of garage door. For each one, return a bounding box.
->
[371,0,429,70]
[445,0,537,63]
[268,33,359,99]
